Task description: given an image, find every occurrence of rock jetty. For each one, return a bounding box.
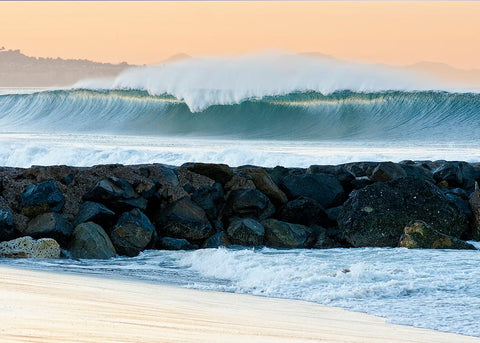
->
[0,160,478,258]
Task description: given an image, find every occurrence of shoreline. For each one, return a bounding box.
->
[1,265,479,343]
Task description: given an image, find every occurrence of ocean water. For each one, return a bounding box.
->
[0,52,479,167]
[3,246,480,337]
[0,89,480,167]
[1,52,480,337]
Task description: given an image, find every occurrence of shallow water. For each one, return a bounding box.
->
[4,246,480,337]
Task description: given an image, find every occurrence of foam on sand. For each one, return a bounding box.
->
[0,266,478,343]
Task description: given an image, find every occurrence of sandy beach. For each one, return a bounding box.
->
[0,266,478,343]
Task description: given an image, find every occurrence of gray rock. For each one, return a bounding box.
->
[338,177,469,247]
[432,162,478,190]
[307,165,355,190]
[73,201,115,227]
[158,197,214,241]
[24,212,73,245]
[157,237,198,250]
[281,173,345,209]
[111,209,156,257]
[223,173,256,192]
[371,162,407,182]
[350,177,374,190]
[311,225,342,249]
[267,166,306,186]
[227,218,265,246]
[21,180,65,217]
[277,196,329,227]
[0,236,60,258]
[262,219,315,248]
[191,183,224,220]
[470,182,480,240]
[399,220,476,250]
[222,189,275,221]
[69,222,116,259]
[202,232,231,248]
[444,193,472,217]
[239,168,288,207]
[186,163,233,185]
[325,205,343,224]
[343,162,378,178]
[399,163,434,183]
[0,208,14,242]
[84,177,147,212]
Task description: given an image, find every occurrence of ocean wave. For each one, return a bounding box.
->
[72,51,478,112]
[0,88,479,141]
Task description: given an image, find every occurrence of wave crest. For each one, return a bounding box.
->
[74,51,456,112]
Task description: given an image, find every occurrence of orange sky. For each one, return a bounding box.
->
[1,1,479,69]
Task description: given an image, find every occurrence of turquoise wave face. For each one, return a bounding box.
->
[0,89,479,141]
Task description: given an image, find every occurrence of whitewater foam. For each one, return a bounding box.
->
[1,133,479,168]
[5,247,480,337]
[74,51,462,112]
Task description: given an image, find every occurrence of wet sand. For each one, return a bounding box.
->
[0,266,478,343]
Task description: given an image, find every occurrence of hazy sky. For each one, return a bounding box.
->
[1,1,479,69]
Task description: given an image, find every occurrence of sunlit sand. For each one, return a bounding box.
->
[0,266,478,343]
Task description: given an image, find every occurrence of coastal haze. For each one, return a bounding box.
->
[1,48,480,88]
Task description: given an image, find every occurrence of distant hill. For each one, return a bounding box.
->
[406,61,480,88]
[2,48,478,89]
[0,49,133,87]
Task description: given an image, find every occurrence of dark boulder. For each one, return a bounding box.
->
[226,218,265,246]
[370,162,407,182]
[343,162,378,178]
[399,162,434,183]
[157,237,198,250]
[69,222,116,259]
[470,182,480,240]
[110,209,156,257]
[186,163,233,185]
[222,189,275,221]
[338,177,470,247]
[444,193,472,217]
[307,165,355,190]
[325,205,343,227]
[399,220,476,250]
[267,166,305,186]
[277,196,329,227]
[0,208,14,242]
[23,212,73,245]
[239,168,288,207]
[83,177,147,212]
[281,173,345,209]
[191,183,224,220]
[21,180,65,217]
[223,173,255,192]
[73,201,116,228]
[311,225,343,249]
[262,219,315,248]
[432,162,478,190]
[157,197,214,241]
[202,231,231,248]
[350,177,374,190]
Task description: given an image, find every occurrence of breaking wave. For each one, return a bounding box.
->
[0,88,479,141]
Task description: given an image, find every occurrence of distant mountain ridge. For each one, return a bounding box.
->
[0,49,133,87]
[406,61,480,88]
[1,48,478,88]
